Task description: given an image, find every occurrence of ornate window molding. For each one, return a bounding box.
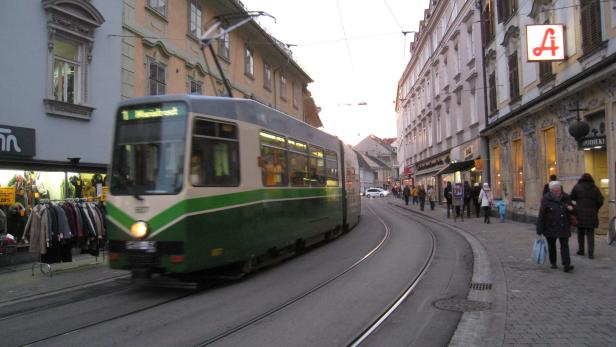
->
[43,0,104,120]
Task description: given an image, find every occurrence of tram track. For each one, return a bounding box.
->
[346,201,438,346]
[195,204,392,346]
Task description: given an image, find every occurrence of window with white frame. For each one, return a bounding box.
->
[428,119,433,146]
[470,90,478,124]
[218,31,230,60]
[445,106,452,137]
[148,57,166,95]
[148,0,166,16]
[52,37,81,104]
[467,24,475,60]
[437,113,442,142]
[188,76,202,94]
[292,81,300,108]
[263,63,272,90]
[244,46,254,77]
[43,0,105,119]
[189,0,202,37]
[454,43,460,76]
[280,72,287,100]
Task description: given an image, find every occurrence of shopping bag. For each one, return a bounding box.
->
[531,238,547,264]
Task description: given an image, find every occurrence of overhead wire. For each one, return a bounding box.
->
[336,0,354,71]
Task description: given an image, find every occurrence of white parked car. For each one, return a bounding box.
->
[365,188,390,198]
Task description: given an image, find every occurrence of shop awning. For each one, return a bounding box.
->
[433,159,476,176]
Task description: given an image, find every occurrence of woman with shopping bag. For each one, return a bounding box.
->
[536,181,575,272]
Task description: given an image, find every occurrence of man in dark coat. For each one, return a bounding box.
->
[537,181,574,272]
[570,173,604,259]
[402,185,411,206]
[463,181,472,218]
[444,181,453,218]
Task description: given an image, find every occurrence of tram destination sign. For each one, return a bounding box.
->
[121,103,186,121]
[0,124,35,158]
[527,24,566,61]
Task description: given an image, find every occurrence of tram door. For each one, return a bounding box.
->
[584,148,609,234]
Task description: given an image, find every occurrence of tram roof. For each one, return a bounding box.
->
[117,94,340,151]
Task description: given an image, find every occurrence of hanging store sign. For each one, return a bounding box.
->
[579,136,606,149]
[527,25,566,61]
[0,187,16,205]
[0,124,35,158]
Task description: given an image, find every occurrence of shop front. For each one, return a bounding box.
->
[0,124,107,244]
[433,140,484,202]
[414,152,450,203]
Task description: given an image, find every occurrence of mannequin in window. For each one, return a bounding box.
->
[70,176,83,198]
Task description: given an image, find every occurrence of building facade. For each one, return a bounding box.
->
[121,0,321,126]
[481,0,615,231]
[396,0,487,201]
[0,0,122,206]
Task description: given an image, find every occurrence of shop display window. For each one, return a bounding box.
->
[512,139,524,199]
[0,170,106,210]
[542,127,557,182]
[493,145,502,198]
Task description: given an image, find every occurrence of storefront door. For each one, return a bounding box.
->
[584,148,609,234]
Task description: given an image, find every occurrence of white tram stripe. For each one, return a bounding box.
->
[109,195,337,239]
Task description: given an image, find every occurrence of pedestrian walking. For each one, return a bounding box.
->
[427,185,435,211]
[403,185,411,206]
[418,184,426,211]
[463,181,472,218]
[452,182,464,222]
[570,173,604,259]
[478,183,493,224]
[444,181,453,218]
[537,181,575,272]
[412,186,418,205]
[472,182,481,218]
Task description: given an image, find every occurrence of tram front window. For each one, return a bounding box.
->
[111,102,187,196]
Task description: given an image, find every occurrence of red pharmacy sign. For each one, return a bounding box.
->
[526,25,566,61]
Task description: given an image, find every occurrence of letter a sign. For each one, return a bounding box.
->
[527,25,566,61]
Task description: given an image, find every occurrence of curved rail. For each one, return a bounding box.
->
[196,205,392,346]
[347,201,437,346]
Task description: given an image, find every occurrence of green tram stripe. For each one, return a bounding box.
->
[107,187,341,235]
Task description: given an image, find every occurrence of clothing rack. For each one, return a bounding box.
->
[28,199,107,277]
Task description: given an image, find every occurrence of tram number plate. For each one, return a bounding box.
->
[126,241,156,253]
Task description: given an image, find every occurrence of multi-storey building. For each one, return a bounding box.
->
[481,0,615,230]
[396,0,487,200]
[121,0,321,126]
[354,135,398,174]
[0,0,121,206]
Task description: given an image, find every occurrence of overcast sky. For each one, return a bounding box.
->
[240,0,430,145]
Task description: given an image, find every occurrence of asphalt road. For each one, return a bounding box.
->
[0,198,473,347]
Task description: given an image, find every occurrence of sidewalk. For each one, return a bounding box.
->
[389,197,616,346]
[0,253,126,306]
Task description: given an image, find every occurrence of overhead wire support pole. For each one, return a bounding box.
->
[199,11,276,98]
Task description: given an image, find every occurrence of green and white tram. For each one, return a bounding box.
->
[107,95,360,278]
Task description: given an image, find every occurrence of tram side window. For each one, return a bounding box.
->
[288,139,309,187]
[191,119,239,186]
[308,145,326,187]
[260,131,288,186]
[325,150,339,187]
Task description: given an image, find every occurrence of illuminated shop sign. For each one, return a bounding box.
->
[0,124,35,158]
[579,136,606,150]
[121,103,186,120]
[527,25,566,61]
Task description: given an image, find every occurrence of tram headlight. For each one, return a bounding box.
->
[130,221,149,239]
